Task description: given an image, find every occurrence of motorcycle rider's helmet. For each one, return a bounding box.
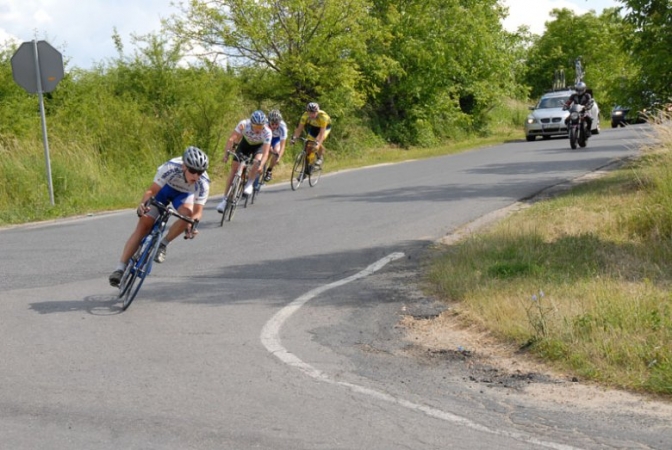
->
[250,110,267,125]
[268,109,283,124]
[575,82,587,95]
[183,146,209,172]
[306,102,319,113]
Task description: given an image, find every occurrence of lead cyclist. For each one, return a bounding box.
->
[290,102,332,166]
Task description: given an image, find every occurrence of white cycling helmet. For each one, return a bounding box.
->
[183,146,209,171]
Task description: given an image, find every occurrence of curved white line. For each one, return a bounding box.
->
[260,253,583,450]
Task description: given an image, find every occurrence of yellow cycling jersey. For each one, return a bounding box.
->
[299,110,331,129]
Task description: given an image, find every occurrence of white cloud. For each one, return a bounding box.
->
[0,0,620,70]
[501,0,620,35]
[0,0,177,69]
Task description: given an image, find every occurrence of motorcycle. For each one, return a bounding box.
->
[565,102,592,149]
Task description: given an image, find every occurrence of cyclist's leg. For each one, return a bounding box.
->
[117,183,176,265]
[245,149,264,193]
[316,127,331,161]
[218,161,240,212]
[110,214,154,285]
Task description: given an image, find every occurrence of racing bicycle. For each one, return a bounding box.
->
[291,138,322,190]
[117,197,198,311]
[219,150,254,225]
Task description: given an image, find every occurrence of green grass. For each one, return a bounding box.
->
[427,117,672,397]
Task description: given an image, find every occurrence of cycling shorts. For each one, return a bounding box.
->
[306,125,332,141]
[237,139,264,157]
[147,185,193,219]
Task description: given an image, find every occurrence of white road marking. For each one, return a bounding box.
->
[260,252,583,450]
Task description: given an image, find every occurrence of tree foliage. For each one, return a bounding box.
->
[167,0,523,146]
[364,0,519,145]
[618,0,672,104]
[523,7,635,110]
[166,0,379,116]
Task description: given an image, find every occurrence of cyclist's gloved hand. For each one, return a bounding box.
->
[290,138,296,145]
[184,219,199,239]
[137,202,150,217]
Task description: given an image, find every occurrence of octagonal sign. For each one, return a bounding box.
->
[11,40,64,94]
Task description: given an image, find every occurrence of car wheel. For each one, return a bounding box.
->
[526,135,535,142]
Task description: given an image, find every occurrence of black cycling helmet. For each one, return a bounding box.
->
[306,102,319,113]
[250,110,267,125]
[268,109,283,124]
[183,146,209,171]
[575,82,587,95]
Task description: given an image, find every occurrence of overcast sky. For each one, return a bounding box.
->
[1,0,621,70]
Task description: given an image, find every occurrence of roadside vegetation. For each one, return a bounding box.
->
[427,116,672,397]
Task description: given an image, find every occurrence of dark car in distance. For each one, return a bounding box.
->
[611,106,630,127]
[611,105,650,128]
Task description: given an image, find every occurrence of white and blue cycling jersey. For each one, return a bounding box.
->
[270,120,288,149]
[153,157,210,206]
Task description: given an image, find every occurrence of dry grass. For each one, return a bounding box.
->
[427,115,672,396]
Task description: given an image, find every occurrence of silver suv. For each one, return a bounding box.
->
[525,89,600,141]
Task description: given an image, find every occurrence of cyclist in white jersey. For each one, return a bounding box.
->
[109,146,210,287]
[216,110,272,213]
[262,109,288,182]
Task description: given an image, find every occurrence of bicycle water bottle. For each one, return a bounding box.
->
[307,152,316,165]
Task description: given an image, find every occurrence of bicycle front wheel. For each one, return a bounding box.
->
[121,237,156,311]
[251,170,264,205]
[291,152,306,191]
[309,160,322,187]
[227,176,243,221]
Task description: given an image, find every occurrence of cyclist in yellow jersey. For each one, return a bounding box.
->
[290,102,331,166]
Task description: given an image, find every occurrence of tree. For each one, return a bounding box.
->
[364,0,520,145]
[166,0,381,116]
[618,0,672,104]
[523,8,635,110]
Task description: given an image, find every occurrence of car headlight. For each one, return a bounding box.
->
[526,116,536,124]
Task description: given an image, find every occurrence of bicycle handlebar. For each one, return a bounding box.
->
[146,196,198,225]
[226,150,254,164]
[145,197,200,240]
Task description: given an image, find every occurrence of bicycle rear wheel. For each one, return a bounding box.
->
[291,152,306,191]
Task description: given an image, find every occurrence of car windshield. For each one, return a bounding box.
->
[537,96,569,109]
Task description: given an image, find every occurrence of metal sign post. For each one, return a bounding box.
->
[11,40,64,206]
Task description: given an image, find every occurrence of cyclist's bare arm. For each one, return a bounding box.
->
[291,123,306,144]
[223,131,242,162]
[137,183,162,216]
[184,203,203,239]
[258,143,271,167]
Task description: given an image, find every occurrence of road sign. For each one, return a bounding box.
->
[11,40,64,94]
[10,40,65,205]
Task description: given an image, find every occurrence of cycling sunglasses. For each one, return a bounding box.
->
[187,167,204,176]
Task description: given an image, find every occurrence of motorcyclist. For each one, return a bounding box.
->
[564,82,594,136]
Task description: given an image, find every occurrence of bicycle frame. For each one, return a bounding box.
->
[291,138,322,190]
[118,197,197,311]
[220,150,254,225]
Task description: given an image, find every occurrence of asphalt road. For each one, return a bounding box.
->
[1,125,669,449]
